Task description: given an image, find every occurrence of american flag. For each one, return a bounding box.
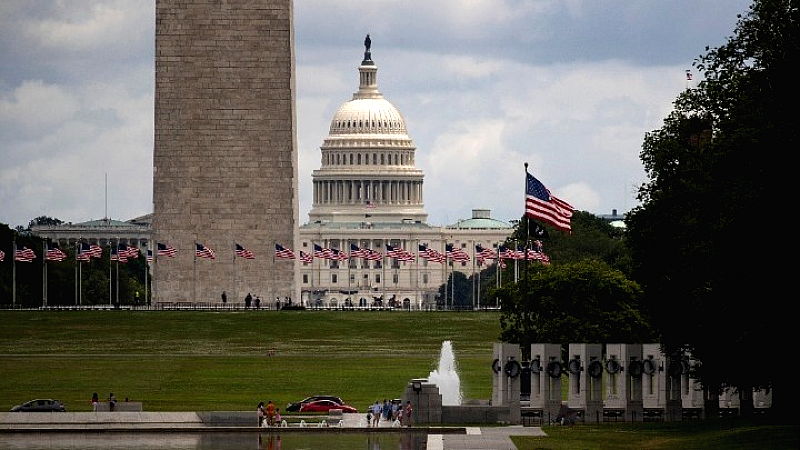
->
[157,242,177,257]
[445,243,470,262]
[364,248,383,261]
[125,245,140,259]
[46,243,67,261]
[350,244,382,261]
[274,243,295,260]
[418,244,446,263]
[299,251,313,264]
[15,246,36,262]
[349,243,368,259]
[386,244,414,261]
[0,249,4,261]
[76,246,91,262]
[313,244,334,259]
[330,248,349,261]
[498,246,516,260]
[195,243,215,259]
[236,243,256,259]
[476,244,496,260]
[111,246,127,263]
[525,171,574,232]
[78,242,103,260]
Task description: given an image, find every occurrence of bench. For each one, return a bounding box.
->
[521,409,543,426]
[682,408,702,421]
[602,409,625,422]
[643,409,664,422]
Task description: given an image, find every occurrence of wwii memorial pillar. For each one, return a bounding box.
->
[153,0,299,303]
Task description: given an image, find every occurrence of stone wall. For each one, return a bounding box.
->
[153,0,299,304]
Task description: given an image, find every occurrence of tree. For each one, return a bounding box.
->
[28,216,63,228]
[626,0,797,416]
[508,212,628,269]
[494,260,652,348]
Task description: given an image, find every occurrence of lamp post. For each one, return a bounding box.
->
[412,380,422,425]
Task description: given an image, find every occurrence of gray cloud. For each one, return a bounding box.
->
[1,0,751,228]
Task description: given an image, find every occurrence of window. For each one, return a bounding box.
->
[302,274,308,284]
[331,274,338,284]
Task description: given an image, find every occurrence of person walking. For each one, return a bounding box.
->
[257,402,265,426]
[267,400,276,426]
[371,401,381,427]
[382,399,391,421]
[404,401,413,427]
[91,393,99,412]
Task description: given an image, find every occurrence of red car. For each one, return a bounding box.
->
[299,399,357,413]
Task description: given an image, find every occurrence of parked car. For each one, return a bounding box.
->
[299,399,357,413]
[285,395,344,412]
[11,399,66,412]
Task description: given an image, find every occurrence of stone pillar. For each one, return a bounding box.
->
[530,343,561,423]
[681,354,705,410]
[491,342,521,424]
[642,343,682,421]
[604,344,644,421]
[568,343,603,423]
[403,379,441,425]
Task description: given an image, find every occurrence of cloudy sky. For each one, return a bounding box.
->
[0,0,751,229]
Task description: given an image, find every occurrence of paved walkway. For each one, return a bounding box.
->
[430,426,546,450]
[1,412,547,449]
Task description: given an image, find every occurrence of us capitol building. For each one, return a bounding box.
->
[297,38,512,308]
[31,37,514,308]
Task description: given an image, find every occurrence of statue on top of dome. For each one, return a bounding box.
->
[362,34,373,65]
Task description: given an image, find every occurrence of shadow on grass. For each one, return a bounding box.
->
[511,420,799,450]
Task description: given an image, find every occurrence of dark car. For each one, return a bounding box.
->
[299,399,357,413]
[285,395,344,412]
[11,399,67,412]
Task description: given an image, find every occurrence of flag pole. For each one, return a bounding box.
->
[193,238,197,304]
[42,239,47,308]
[12,240,17,308]
[116,239,120,306]
[74,242,78,306]
[108,242,112,305]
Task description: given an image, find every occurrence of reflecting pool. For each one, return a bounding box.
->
[0,431,430,450]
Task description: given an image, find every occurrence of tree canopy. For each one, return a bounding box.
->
[625,0,797,413]
[495,259,652,348]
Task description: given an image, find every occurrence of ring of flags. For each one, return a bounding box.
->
[7,237,551,266]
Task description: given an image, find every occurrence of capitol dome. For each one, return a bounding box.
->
[329,98,408,135]
[308,36,427,224]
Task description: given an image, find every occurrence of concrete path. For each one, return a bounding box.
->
[1,412,547,449]
[428,426,547,450]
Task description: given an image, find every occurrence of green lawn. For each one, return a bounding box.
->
[0,310,501,412]
[512,422,798,450]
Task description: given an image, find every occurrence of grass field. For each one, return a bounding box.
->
[2,310,797,449]
[0,310,502,412]
[512,422,799,450]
